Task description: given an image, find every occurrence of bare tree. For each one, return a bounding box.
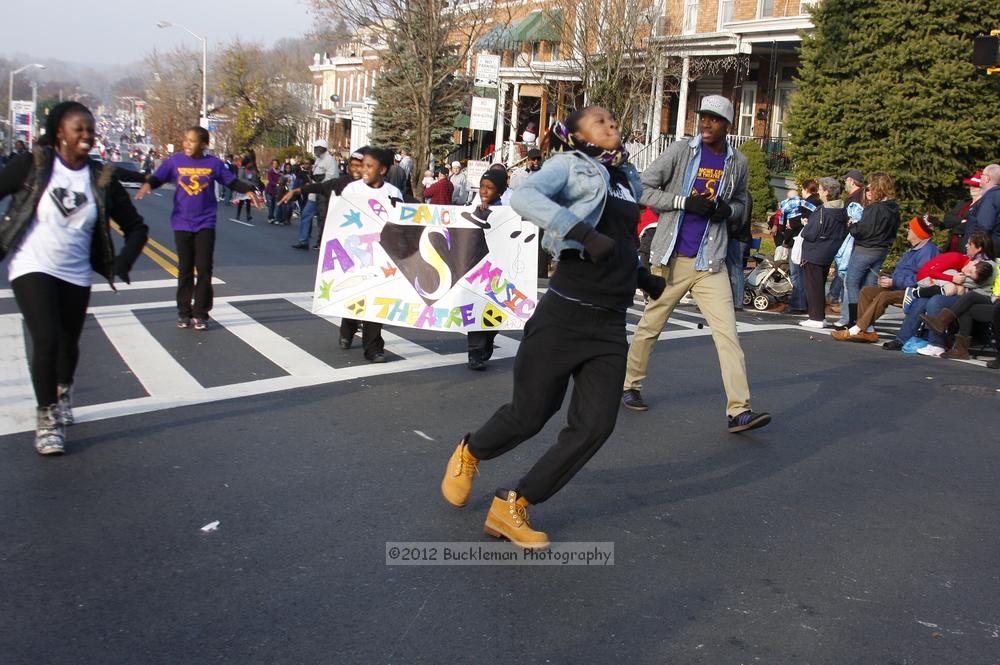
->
[215,39,312,157]
[144,46,203,151]
[512,2,748,144]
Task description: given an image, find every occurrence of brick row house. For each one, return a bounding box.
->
[307,31,383,152]
[471,0,816,176]
[304,0,815,180]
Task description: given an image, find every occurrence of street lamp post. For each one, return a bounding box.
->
[8,63,45,153]
[156,21,208,127]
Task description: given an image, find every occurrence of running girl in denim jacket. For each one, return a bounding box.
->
[440,106,666,548]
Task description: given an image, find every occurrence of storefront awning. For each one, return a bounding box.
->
[509,10,562,44]
[476,24,516,51]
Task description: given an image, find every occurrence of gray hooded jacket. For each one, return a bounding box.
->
[640,135,748,274]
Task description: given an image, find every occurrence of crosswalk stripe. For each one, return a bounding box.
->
[0,315,37,435]
[92,309,202,396]
[2,290,988,437]
[209,302,338,378]
[0,277,224,300]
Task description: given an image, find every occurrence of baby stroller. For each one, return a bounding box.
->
[743,251,793,311]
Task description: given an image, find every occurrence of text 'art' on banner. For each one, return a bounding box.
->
[312,193,539,333]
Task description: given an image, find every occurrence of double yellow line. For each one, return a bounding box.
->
[110,222,180,278]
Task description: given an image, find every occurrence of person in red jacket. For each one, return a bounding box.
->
[422,166,454,205]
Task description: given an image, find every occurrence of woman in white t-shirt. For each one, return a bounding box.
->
[0,102,148,455]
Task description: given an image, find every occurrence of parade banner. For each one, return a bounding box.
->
[312,192,538,333]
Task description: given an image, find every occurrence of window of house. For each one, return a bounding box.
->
[738,87,756,136]
[758,0,774,18]
[718,0,735,30]
[772,87,793,137]
[799,0,819,12]
[532,41,542,62]
[683,0,698,34]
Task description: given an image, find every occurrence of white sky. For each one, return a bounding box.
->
[6,0,320,65]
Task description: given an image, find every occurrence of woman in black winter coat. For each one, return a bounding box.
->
[843,172,901,327]
[798,177,849,328]
[0,102,148,455]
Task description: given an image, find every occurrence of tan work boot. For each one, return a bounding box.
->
[484,490,550,549]
[441,435,479,507]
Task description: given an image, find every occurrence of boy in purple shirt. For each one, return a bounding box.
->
[136,126,261,330]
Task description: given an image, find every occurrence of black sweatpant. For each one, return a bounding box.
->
[340,318,385,360]
[175,228,215,320]
[12,272,91,407]
[467,292,628,504]
[803,262,830,322]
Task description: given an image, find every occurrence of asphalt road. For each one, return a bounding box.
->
[1,190,999,665]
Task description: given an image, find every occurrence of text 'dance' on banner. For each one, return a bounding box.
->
[311,193,538,333]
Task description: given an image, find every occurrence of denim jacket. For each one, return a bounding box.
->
[510,151,642,258]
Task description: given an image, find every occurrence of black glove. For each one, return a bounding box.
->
[114,255,131,284]
[682,194,716,218]
[581,228,615,263]
[566,222,615,263]
[710,199,733,223]
[637,266,666,300]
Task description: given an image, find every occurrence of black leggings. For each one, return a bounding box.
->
[175,228,215,319]
[12,272,91,407]
[467,292,627,504]
[236,199,253,221]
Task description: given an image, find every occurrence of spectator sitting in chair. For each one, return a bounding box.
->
[832,216,938,343]
[919,260,1000,360]
[882,231,995,352]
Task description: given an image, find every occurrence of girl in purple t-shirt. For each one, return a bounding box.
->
[136,126,261,330]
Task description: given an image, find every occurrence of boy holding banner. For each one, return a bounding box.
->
[466,169,509,370]
[339,147,402,362]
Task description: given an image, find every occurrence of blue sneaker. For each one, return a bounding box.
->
[728,410,771,433]
[901,286,915,314]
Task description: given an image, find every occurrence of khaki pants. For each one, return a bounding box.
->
[624,256,751,417]
[856,286,903,329]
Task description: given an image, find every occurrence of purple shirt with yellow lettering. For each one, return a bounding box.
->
[153,153,237,231]
[674,148,726,258]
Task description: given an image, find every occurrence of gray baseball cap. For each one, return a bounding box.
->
[696,95,734,124]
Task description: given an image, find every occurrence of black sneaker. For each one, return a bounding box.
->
[728,410,771,433]
[291,242,308,249]
[468,357,487,371]
[882,339,904,351]
[339,337,352,350]
[177,317,192,329]
[621,389,649,411]
[370,352,387,363]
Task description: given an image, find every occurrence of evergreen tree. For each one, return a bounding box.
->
[786,0,1000,210]
[369,0,471,195]
[739,140,776,223]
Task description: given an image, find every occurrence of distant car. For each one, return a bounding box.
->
[111,161,144,188]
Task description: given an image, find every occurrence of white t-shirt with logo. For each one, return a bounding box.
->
[8,158,99,287]
[342,179,403,201]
